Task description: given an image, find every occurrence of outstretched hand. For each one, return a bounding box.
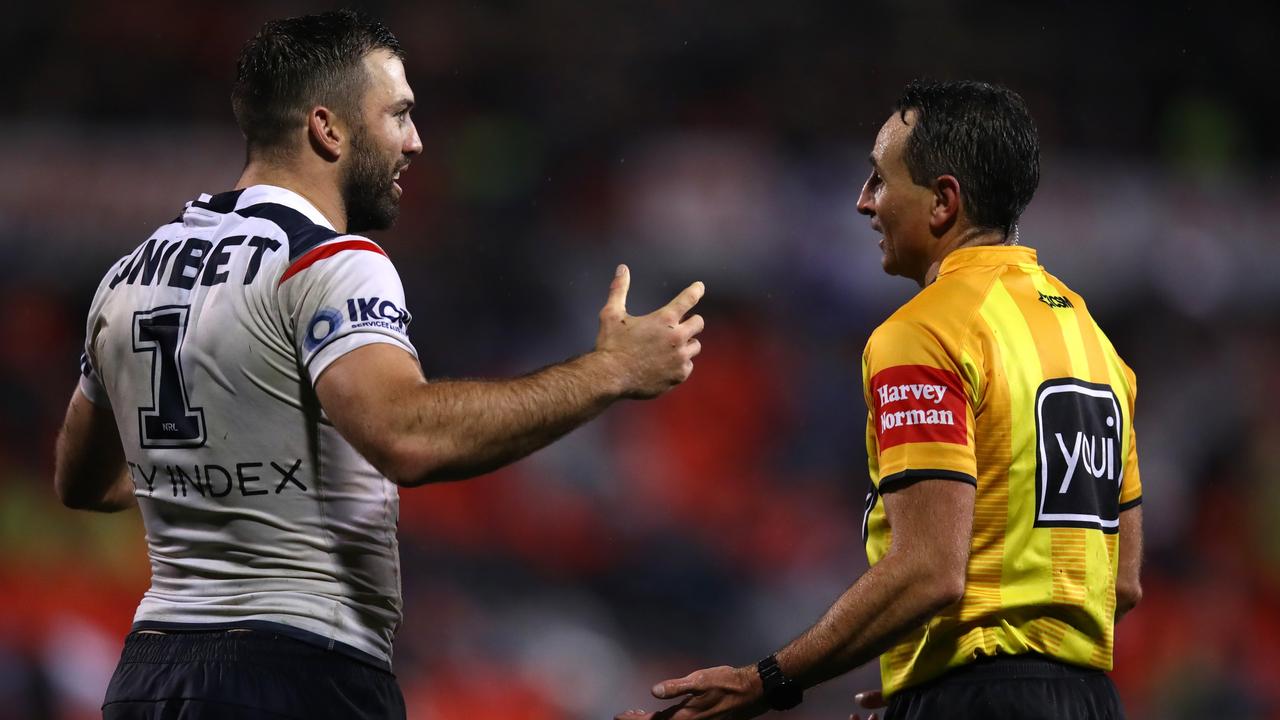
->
[596,264,705,399]
[615,665,765,720]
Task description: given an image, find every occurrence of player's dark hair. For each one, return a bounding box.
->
[894,79,1040,236]
[232,10,404,157]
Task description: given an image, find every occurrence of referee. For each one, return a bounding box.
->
[618,80,1142,720]
[54,10,704,720]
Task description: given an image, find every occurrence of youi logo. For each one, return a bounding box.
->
[1033,378,1125,533]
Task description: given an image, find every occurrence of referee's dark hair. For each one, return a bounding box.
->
[894,79,1040,236]
[232,9,404,158]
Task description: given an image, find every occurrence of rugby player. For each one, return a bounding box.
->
[53,10,704,720]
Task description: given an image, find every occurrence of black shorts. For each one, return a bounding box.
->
[886,654,1125,720]
[102,630,406,720]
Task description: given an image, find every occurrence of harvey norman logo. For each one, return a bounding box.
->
[871,365,967,449]
[877,382,954,431]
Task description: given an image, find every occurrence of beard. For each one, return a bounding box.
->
[341,126,402,233]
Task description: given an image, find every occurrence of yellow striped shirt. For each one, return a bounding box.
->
[861,245,1141,697]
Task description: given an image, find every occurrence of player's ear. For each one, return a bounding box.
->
[307,106,343,162]
[930,174,961,234]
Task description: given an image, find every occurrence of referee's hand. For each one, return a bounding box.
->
[850,688,885,720]
[615,664,765,720]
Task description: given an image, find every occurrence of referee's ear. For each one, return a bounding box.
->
[307,105,345,162]
[929,174,962,235]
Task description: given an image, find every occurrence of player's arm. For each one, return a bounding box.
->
[316,266,704,486]
[54,387,134,512]
[1115,506,1143,621]
[621,478,974,720]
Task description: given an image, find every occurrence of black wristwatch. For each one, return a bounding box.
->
[756,654,803,711]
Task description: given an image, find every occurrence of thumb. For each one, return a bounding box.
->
[855,689,885,709]
[604,264,631,317]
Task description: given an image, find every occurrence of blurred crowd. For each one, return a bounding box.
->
[2,2,1278,719]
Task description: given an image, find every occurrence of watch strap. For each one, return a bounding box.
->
[756,654,803,710]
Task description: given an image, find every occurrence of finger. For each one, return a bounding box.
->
[685,339,702,359]
[855,690,886,709]
[604,264,631,317]
[652,672,700,699]
[662,281,705,319]
[645,696,695,720]
[652,706,686,720]
[680,313,705,339]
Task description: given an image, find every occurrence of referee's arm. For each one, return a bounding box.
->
[1116,506,1143,620]
[773,477,974,688]
[634,478,974,719]
[54,387,134,512]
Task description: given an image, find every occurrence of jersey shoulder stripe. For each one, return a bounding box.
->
[186,188,341,262]
[278,238,388,286]
[191,189,246,214]
[236,202,341,261]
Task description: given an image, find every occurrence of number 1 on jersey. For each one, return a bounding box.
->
[133,305,206,448]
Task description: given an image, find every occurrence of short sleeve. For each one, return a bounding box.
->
[277,237,419,384]
[78,352,110,406]
[78,254,129,408]
[862,320,977,492]
[1119,367,1142,509]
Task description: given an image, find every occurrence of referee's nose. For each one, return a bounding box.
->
[857,173,876,217]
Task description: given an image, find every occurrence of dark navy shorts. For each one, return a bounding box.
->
[102,630,406,720]
[887,654,1125,720]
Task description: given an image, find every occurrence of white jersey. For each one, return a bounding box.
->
[78,184,418,668]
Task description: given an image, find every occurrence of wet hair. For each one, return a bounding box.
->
[894,79,1040,235]
[232,9,403,157]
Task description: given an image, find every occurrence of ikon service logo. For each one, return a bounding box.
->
[870,365,967,450]
[1033,378,1124,533]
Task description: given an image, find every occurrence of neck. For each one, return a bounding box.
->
[919,226,1010,286]
[235,160,347,233]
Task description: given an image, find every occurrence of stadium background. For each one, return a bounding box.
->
[2,2,1278,718]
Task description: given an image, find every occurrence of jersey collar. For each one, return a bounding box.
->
[232,185,337,231]
[936,245,1039,279]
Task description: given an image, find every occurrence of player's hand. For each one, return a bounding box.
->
[849,688,886,720]
[615,665,766,720]
[595,264,705,399]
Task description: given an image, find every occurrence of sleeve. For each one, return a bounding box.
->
[862,319,977,492]
[78,256,128,408]
[1119,365,1142,509]
[276,236,419,385]
[78,351,110,406]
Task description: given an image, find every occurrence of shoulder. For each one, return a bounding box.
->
[862,315,960,381]
[278,234,392,287]
[231,200,345,263]
[867,276,986,354]
[1040,268,1092,313]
